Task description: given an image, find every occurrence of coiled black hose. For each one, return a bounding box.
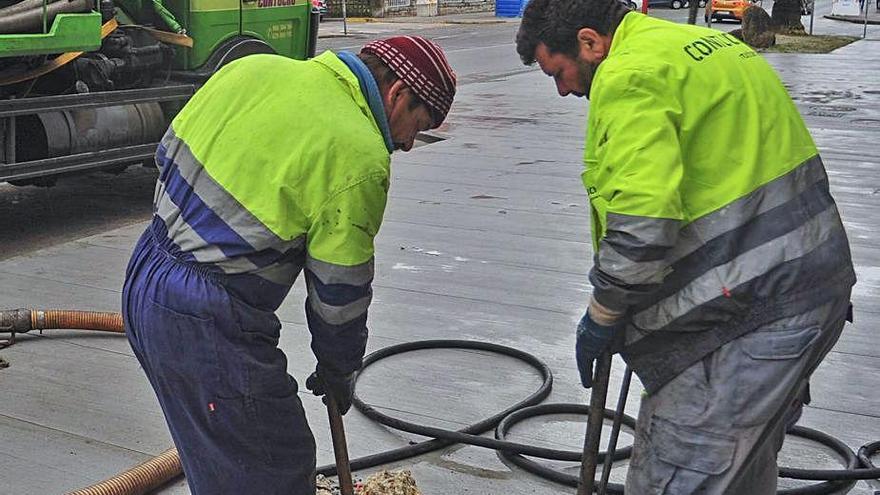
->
[321,339,880,494]
[3,311,877,494]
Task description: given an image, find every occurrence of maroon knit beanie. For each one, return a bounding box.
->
[361,36,457,128]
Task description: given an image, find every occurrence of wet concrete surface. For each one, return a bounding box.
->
[1,14,879,495]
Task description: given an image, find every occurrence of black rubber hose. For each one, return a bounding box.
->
[318,340,630,476]
[776,426,858,494]
[778,430,880,483]
[8,312,876,493]
[858,441,880,473]
[325,339,878,495]
[495,411,863,495]
[317,340,555,475]
[494,403,635,494]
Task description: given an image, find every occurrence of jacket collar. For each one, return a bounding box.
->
[336,51,394,153]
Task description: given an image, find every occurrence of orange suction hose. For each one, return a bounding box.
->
[0,308,184,495]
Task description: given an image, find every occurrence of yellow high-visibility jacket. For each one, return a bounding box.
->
[583,13,855,391]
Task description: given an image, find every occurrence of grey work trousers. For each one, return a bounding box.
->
[624,295,851,495]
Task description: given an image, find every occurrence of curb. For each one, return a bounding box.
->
[444,19,516,24]
[322,15,512,25]
[824,13,880,25]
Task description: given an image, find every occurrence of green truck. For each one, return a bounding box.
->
[0,0,318,185]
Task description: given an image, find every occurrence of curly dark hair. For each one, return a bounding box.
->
[516,0,631,65]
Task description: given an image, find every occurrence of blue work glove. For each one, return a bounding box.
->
[575,311,620,388]
[306,364,356,415]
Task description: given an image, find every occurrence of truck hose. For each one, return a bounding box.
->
[66,448,181,495]
[0,0,58,16]
[0,0,93,35]
[150,0,184,34]
[2,308,878,495]
[0,17,118,87]
[35,309,124,332]
[0,308,183,495]
[0,308,123,336]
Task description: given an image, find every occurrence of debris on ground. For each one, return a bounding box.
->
[358,470,421,495]
[316,475,339,495]
[316,470,421,495]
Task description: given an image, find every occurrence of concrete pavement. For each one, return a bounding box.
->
[1,15,879,495]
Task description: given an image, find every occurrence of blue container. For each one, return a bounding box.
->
[496,0,526,17]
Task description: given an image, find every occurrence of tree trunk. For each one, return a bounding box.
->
[771,0,807,34]
[742,5,777,47]
[688,0,700,23]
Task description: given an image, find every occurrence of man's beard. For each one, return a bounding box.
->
[577,59,600,99]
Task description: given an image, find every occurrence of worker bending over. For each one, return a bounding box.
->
[516,1,855,492]
[122,36,456,495]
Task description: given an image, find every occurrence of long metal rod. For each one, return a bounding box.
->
[597,366,633,495]
[577,351,613,495]
[327,397,355,495]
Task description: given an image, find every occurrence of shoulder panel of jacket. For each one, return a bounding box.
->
[585,13,818,239]
[169,52,391,245]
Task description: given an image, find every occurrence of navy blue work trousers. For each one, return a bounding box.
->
[121,224,316,494]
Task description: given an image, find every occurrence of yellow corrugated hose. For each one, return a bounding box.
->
[0,308,184,495]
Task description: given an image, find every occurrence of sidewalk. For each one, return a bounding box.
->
[826,9,880,25]
[317,11,516,37]
[1,26,879,495]
[331,11,515,24]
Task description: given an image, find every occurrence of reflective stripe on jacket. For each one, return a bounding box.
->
[153,51,391,375]
[584,13,855,391]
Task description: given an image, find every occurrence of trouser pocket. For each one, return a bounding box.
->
[730,324,820,426]
[652,416,737,493]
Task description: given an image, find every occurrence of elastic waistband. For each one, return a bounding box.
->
[147,217,226,285]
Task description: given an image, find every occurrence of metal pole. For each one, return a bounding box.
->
[577,351,613,495]
[342,0,348,35]
[597,367,633,495]
[42,0,47,33]
[327,397,355,495]
[4,102,15,166]
[809,0,815,34]
[864,0,869,38]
